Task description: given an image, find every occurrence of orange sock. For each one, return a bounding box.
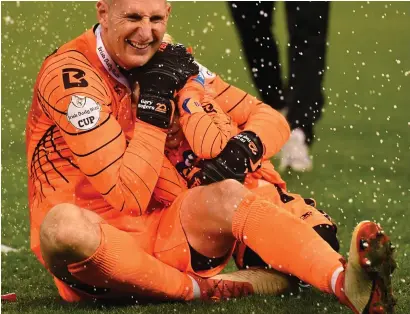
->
[232,194,343,293]
[67,223,194,301]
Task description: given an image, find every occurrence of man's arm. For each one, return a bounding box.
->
[176,76,239,159]
[178,98,239,159]
[175,64,290,188]
[177,64,290,160]
[207,75,290,158]
[37,51,165,215]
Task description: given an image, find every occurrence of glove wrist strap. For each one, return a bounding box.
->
[231,131,264,163]
[137,94,174,130]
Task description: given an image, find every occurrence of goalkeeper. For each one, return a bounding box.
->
[28,0,396,313]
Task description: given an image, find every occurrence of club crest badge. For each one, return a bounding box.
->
[67,95,101,130]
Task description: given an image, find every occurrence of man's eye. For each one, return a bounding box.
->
[127,14,142,21]
[150,16,164,23]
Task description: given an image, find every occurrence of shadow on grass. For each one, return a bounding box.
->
[1,287,349,314]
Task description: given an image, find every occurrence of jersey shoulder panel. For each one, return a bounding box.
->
[37,50,112,121]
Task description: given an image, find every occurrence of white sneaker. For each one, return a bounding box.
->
[278,128,313,172]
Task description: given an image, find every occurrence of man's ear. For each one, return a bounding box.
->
[165,2,172,22]
[96,0,109,29]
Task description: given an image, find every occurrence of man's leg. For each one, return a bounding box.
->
[40,203,194,302]
[180,180,395,313]
[180,179,341,292]
[278,2,330,172]
[284,1,330,145]
[233,182,339,270]
[228,1,286,110]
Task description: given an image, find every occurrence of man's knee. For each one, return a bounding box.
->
[213,179,246,199]
[213,179,248,214]
[40,203,101,264]
[183,179,247,233]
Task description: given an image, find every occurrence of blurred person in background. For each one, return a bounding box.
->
[228,1,330,172]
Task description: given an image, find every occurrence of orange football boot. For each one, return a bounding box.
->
[335,221,396,314]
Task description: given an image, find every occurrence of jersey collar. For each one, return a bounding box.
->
[94,24,130,89]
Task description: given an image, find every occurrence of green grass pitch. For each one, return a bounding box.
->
[1,1,410,313]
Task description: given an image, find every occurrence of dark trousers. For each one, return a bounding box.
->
[228,1,330,144]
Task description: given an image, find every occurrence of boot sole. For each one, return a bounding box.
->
[350,221,396,314]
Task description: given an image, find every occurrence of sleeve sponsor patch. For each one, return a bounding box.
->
[67,95,101,130]
[181,98,203,114]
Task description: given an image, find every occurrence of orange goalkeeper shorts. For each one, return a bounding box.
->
[54,189,234,302]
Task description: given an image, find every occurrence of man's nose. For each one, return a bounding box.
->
[136,17,153,40]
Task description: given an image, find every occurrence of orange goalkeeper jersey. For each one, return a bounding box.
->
[27,25,290,263]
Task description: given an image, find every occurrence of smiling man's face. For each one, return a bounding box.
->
[97,0,171,69]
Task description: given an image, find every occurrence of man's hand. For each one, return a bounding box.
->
[130,42,199,130]
[187,131,265,188]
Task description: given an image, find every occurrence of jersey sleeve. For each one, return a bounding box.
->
[37,51,165,215]
[152,157,187,206]
[206,75,290,158]
[178,97,239,159]
[177,76,239,159]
